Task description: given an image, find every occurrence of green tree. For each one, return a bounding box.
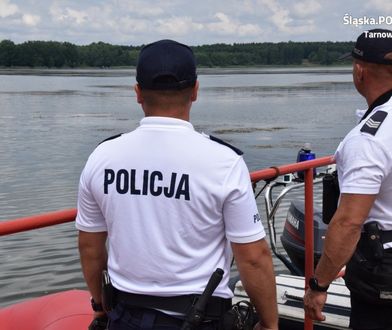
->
[0,40,16,66]
[0,39,355,68]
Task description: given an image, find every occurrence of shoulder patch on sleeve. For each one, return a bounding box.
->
[208,134,243,155]
[98,133,123,146]
[360,111,388,136]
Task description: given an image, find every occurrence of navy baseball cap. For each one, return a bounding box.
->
[136,39,197,90]
[341,29,392,65]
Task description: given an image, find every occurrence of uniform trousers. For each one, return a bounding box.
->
[350,294,392,330]
[108,303,220,330]
[349,249,392,330]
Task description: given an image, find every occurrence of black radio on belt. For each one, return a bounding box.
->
[102,270,114,312]
[181,268,224,330]
[221,300,256,329]
[364,222,383,261]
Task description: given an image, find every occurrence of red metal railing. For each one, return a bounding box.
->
[0,208,77,236]
[251,155,335,330]
[0,155,336,330]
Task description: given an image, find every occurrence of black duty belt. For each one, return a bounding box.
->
[380,230,392,245]
[362,229,392,245]
[114,288,232,319]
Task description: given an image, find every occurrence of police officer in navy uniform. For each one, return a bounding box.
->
[76,40,278,330]
[304,29,392,330]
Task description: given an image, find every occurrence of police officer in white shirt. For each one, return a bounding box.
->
[304,29,392,330]
[76,39,278,330]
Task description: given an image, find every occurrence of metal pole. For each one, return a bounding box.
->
[304,168,314,330]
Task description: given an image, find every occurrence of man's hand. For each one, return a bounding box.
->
[303,289,327,321]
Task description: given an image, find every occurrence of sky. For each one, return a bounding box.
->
[1,0,392,46]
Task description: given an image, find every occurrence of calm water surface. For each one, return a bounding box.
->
[0,67,364,307]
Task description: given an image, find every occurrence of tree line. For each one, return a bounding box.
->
[0,39,354,68]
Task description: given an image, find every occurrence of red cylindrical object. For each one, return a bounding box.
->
[304,168,315,330]
[0,209,77,236]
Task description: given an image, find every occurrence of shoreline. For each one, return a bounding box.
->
[0,66,352,77]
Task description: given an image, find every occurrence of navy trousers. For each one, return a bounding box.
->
[350,294,392,330]
[108,303,220,330]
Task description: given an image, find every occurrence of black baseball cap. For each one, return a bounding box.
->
[136,39,197,90]
[343,29,392,65]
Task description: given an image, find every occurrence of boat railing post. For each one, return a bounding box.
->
[304,167,314,330]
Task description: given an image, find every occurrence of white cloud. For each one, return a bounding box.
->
[112,0,164,17]
[50,5,87,25]
[118,16,150,33]
[156,16,203,36]
[241,0,257,14]
[292,0,322,18]
[208,13,236,34]
[136,6,164,17]
[65,8,87,24]
[0,0,370,45]
[0,0,18,18]
[258,0,291,30]
[238,23,263,36]
[22,14,40,26]
[258,0,315,34]
[366,0,392,12]
[207,12,262,36]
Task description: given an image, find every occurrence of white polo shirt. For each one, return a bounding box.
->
[335,92,392,234]
[76,117,265,298]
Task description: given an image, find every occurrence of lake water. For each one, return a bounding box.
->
[0,67,365,307]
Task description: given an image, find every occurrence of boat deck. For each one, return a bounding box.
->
[233,274,351,329]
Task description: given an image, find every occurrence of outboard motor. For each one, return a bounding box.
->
[281,200,327,275]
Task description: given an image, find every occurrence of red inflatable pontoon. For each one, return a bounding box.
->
[0,290,93,330]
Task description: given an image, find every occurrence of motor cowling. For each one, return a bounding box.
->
[281,200,327,276]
